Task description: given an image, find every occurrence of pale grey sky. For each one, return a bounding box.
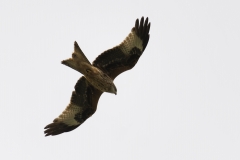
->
[1,0,240,159]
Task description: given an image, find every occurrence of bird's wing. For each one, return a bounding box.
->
[92,17,150,80]
[44,77,102,136]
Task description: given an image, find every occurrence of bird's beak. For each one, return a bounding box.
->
[110,85,117,95]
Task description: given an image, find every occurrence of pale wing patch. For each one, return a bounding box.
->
[119,31,143,55]
[54,104,82,126]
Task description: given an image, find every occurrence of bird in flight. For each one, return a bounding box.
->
[44,17,151,136]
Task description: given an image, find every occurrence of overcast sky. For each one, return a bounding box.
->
[1,0,240,159]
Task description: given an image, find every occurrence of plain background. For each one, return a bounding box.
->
[1,0,240,159]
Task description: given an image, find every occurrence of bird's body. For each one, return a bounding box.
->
[84,67,117,95]
[44,17,151,136]
[62,42,117,94]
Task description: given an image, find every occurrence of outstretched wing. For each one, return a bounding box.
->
[92,17,150,79]
[44,77,102,136]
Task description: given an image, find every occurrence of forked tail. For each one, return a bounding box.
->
[62,41,91,74]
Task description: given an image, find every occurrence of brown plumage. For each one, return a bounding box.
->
[44,17,151,136]
[62,42,117,94]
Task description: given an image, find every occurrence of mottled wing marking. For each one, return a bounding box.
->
[54,102,82,126]
[92,17,150,79]
[44,77,98,136]
[119,31,143,54]
[117,17,150,55]
[93,47,125,72]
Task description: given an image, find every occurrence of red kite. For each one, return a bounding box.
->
[44,17,150,136]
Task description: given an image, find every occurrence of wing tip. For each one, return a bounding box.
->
[44,121,80,137]
[134,17,150,33]
[134,17,150,51]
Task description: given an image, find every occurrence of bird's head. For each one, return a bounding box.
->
[108,83,117,95]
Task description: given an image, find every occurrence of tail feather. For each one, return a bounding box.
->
[73,41,91,64]
[62,41,91,74]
